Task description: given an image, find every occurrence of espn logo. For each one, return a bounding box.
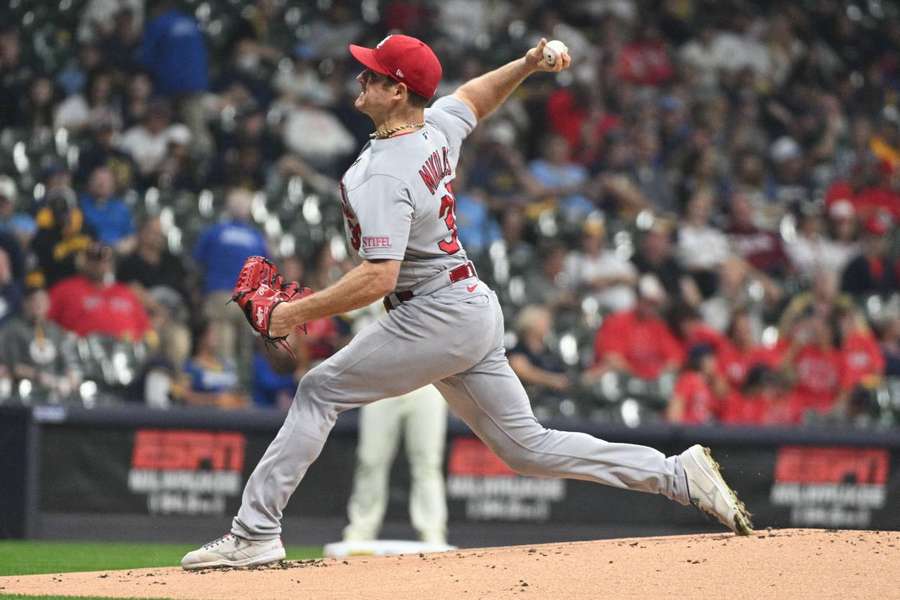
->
[131,429,246,472]
[774,446,889,485]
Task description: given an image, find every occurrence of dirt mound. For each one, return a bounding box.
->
[1,529,897,600]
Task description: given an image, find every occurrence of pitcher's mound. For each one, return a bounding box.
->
[1,529,897,599]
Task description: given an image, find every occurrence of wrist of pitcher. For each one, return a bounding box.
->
[271,300,308,338]
[519,56,539,76]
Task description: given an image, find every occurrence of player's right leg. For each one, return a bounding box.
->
[435,356,752,534]
[434,292,752,535]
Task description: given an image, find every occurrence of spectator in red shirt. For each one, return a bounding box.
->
[616,23,673,86]
[852,185,900,220]
[836,306,885,402]
[669,302,728,355]
[721,365,801,426]
[717,309,781,389]
[47,243,150,340]
[667,344,726,424]
[280,254,346,364]
[827,150,900,221]
[545,84,620,166]
[782,315,844,417]
[592,274,683,380]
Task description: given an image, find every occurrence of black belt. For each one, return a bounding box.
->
[383,262,477,312]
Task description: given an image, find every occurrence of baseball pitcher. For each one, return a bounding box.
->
[182,35,752,569]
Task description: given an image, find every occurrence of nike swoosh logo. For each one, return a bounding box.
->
[466,284,477,293]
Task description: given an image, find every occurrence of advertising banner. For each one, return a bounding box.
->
[38,424,357,519]
[34,415,900,531]
[768,446,893,528]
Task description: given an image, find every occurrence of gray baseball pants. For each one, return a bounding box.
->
[232,279,689,540]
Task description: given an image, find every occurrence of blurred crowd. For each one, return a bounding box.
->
[0,0,898,428]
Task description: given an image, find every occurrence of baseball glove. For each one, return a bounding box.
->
[231,256,313,356]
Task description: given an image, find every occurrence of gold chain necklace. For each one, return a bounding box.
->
[369,122,425,139]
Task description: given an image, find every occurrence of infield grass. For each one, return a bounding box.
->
[0,541,322,600]
[0,540,322,576]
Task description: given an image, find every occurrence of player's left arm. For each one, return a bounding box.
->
[269,173,412,337]
[268,259,399,337]
[452,38,571,121]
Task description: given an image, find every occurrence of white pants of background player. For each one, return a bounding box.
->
[231,279,690,540]
[343,384,448,545]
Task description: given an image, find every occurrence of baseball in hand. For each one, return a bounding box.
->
[543,40,568,67]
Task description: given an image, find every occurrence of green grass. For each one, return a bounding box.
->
[0,541,322,577]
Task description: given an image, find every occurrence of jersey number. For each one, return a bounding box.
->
[339,182,361,251]
[438,182,460,255]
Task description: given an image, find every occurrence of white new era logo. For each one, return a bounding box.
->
[395,68,404,78]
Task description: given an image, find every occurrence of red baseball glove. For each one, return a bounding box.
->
[231,256,313,356]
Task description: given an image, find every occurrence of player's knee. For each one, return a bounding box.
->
[409,457,442,478]
[493,428,554,477]
[493,446,545,477]
[353,459,386,478]
[294,369,344,424]
[297,366,330,406]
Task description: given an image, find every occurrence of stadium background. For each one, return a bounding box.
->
[0,0,899,546]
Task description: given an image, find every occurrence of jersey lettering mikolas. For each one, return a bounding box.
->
[339,95,477,290]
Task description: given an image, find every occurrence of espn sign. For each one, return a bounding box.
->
[128,429,247,516]
[774,447,888,485]
[132,429,245,472]
[770,446,889,528]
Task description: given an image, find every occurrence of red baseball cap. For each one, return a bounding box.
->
[349,34,442,99]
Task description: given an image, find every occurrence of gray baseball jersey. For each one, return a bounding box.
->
[338,96,475,289]
[231,95,693,542]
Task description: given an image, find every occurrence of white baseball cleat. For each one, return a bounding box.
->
[181,533,286,570]
[681,444,753,535]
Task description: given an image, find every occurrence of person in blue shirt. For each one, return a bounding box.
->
[193,188,268,382]
[139,0,212,157]
[528,134,594,222]
[78,166,136,252]
[178,320,248,409]
[251,349,298,410]
[455,190,501,257]
[0,175,36,248]
[139,0,208,96]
